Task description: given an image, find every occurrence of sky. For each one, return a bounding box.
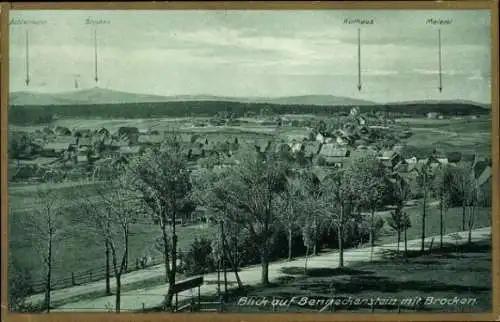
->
[9,10,492,103]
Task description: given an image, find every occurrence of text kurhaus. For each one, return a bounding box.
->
[343,18,375,25]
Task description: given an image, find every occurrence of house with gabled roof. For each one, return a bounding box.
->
[318,144,350,167]
[377,150,402,168]
[351,148,378,160]
[98,127,111,138]
[394,159,409,173]
[117,127,139,145]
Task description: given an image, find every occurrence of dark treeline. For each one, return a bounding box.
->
[9,101,490,125]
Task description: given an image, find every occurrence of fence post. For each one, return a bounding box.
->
[71,272,75,286]
[371,301,375,312]
[219,295,224,313]
[142,303,145,312]
[398,302,401,313]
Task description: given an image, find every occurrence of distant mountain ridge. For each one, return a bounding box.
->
[9,87,489,108]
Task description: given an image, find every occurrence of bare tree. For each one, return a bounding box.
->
[77,175,137,313]
[276,174,310,261]
[411,161,434,254]
[218,151,289,285]
[126,134,195,310]
[350,155,388,261]
[320,169,356,268]
[455,166,479,244]
[432,164,453,248]
[19,187,63,312]
[72,191,112,296]
[386,175,411,253]
[192,167,244,289]
[451,163,473,232]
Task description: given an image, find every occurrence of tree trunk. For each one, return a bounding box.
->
[338,205,344,268]
[337,225,344,268]
[115,274,121,313]
[304,246,310,274]
[124,235,129,272]
[420,188,427,254]
[105,240,111,295]
[45,235,52,313]
[217,258,221,298]
[162,227,170,284]
[404,223,408,259]
[221,221,228,299]
[312,219,318,256]
[468,206,475,244]
[397,230,401,253]
[166,229,178,312]
[229,255,243,289]
[461,201,466,231]
[261,206,270,285]
[439,198,444,248]
[224,235,243,289]
[161,213,176,311]
[260,246,270,285]
[288,227,293,261]
[369,208,375,261]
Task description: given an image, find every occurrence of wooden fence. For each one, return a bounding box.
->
[30,255,166,294]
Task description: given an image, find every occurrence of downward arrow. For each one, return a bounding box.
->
[357,28,362,91]
[438,28,443,92]
[94,28,99,84]
[25,30,30,87]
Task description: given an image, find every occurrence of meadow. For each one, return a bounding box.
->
[401,118,491,157]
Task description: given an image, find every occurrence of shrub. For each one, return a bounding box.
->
[182,237,216,277]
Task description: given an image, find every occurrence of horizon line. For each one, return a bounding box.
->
[8,86,491,106]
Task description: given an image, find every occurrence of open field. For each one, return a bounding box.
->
[403,118,491,157]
